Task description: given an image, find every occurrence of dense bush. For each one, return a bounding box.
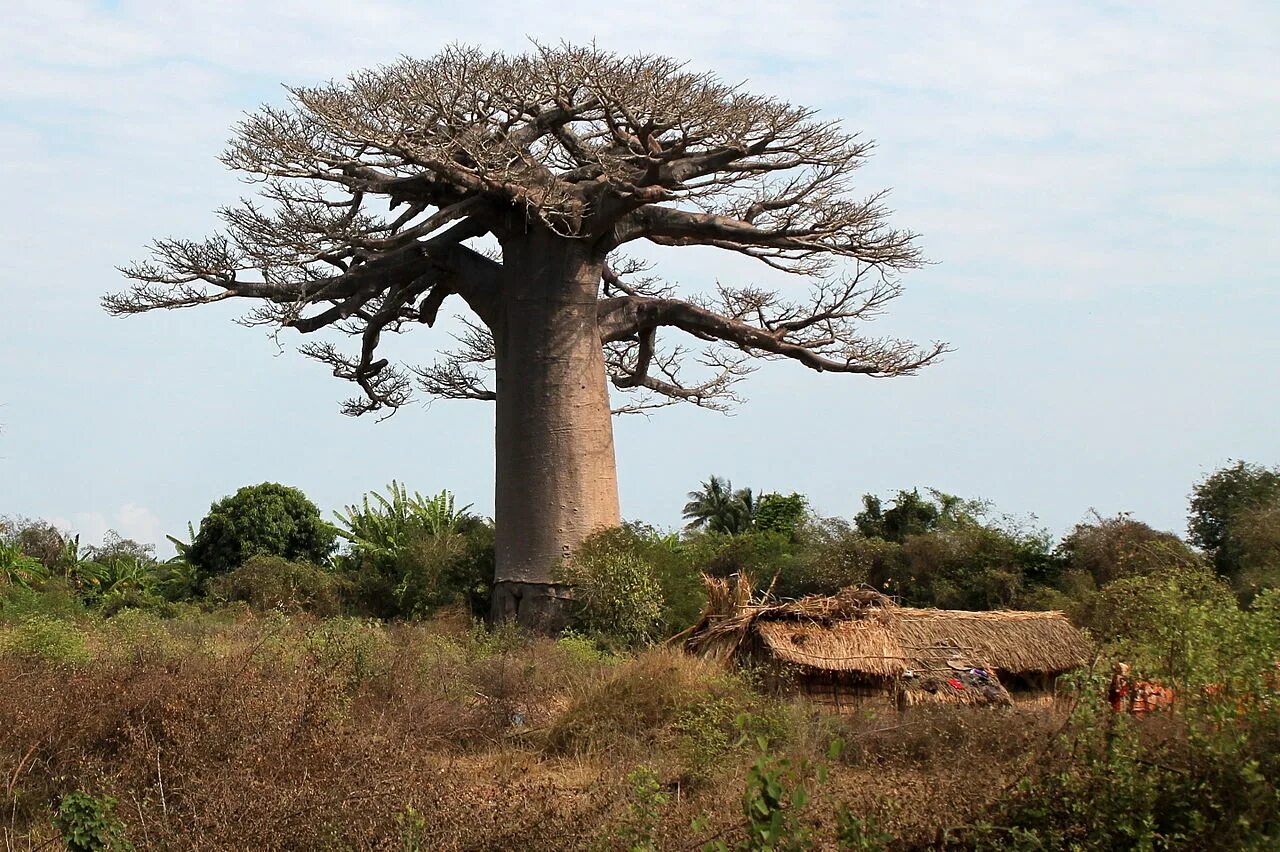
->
[1059,513,1204,587]
[559,530,665,649]
[209,555,348,616]
[754,492,809,539]
[188,483,336,581]
[979,591,1280,850]
[54,792,133,852]
[335,483,493,618]
[560,524,706,642]
[767,518,888,598]
[1229,501,1280,601]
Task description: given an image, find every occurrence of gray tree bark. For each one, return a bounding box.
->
[489,226,622,629]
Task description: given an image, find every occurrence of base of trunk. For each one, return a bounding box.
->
[490,581,574,633]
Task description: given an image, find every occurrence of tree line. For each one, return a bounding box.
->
[3,460,1277,650]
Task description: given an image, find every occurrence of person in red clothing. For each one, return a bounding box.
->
[1108,662,1132,713]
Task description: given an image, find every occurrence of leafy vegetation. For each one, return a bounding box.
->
[2,460,1279,847]
[1189,461,1280,600]
[334,481,492,618]
[187,482,336,582]
[53,792,133,852]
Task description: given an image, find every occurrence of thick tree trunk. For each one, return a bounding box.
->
[489,227,621,631]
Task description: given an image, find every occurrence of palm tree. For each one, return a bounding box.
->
[683,476,757,535]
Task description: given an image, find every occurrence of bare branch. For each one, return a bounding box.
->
[412,319,498,402]
[110,44,944,417]
[598,282,948,377]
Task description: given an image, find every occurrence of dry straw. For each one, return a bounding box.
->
[682,577,1091,680]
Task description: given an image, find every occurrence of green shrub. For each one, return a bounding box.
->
[555,629,614,665]
[673,695,740,779]
[834,806,892,851]
[188,482,336,581]
[559,531,664,649]
[209,555,348,615]
[97,608,180,662]
[777,519,899,598]
[684,529,797,586]
[672,692,795,783]
[53,792,133,852]
[335,484,492,619]
[0,614,91,666]
[0,581,86,622]
[303,617,394,687]
[611,766,670,852]
[560,524,705,638]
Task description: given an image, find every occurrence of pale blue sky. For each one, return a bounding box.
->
[2,1,1277,553]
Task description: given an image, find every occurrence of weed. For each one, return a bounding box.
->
[53,792,133,852]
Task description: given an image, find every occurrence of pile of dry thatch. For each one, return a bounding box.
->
[681,576,1092,692]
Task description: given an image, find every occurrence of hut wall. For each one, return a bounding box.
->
[1002,671,1070,705]
[794,670,894,712]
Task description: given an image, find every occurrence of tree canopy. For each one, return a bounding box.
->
[105,44,945,416]
[188,483,336,581]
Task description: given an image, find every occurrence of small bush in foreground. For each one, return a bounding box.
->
[54,792,133,852]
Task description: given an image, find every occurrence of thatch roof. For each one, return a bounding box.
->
[683,581,1092,680]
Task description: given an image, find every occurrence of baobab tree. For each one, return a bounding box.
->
[106,45,946,629]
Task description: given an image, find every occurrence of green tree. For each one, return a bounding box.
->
[1059,513,1202,587]
[754,493,808,539]
[188,483,336,582]
[1078,563,1239,678]
[1224,501,1280,601]
[683,476,757,535]
[1188,460,1280,579]
[854,489,939,543]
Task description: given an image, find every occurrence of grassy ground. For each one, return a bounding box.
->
[0,607,1080,850]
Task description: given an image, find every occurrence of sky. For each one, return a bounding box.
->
[1,0,1277,554]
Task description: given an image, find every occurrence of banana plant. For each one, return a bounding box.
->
[165,522,197,560]
[0,540,48,589]
[334,481,474,559]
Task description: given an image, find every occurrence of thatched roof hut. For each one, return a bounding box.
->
[682,581,1093,709]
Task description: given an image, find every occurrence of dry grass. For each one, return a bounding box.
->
[0,610,1077,850]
